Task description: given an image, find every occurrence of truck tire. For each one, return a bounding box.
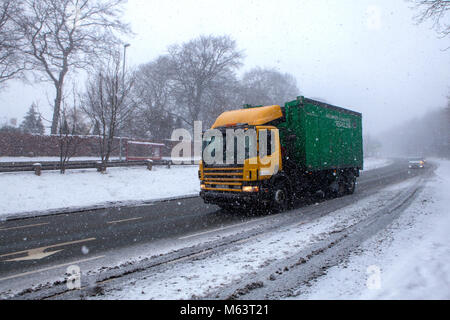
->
[345,172,356,195]
[271,180,291,212]
[328,174,346,198]
[337,175,347,197]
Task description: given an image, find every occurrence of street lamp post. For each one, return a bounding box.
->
[123,43,130,80]
[120,43,130,161]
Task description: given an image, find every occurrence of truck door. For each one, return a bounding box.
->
[256,126,282,178]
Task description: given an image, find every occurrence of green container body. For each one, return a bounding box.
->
[278,96,363,171]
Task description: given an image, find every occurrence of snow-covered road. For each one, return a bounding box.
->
[95,176,422,300]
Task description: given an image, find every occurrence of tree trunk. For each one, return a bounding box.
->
[51,84,64,134]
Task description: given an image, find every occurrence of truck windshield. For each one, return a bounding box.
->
[202,131,256,164]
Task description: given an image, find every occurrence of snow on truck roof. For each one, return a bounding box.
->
[212,105,283,129]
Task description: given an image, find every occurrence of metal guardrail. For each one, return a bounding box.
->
[0,159,194,174]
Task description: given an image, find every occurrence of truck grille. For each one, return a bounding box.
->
[203,167,244,192]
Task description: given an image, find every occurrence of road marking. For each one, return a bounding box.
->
[178,221,255,240]
[0,255,105,282]
[107,217,142,224]
[0,222,50,231]
[5,248,64,262]
[0,238,96,262]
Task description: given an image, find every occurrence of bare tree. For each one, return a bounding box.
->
[126,55,178,140]
[411,0,450,40]
[82,50,135,171]
[168,35,244,127]
[240,67,300,107]
[16,0,130,134]
[202,70,244,126]
[379,105,450,158]
[0,0,25,88]
[64,105,91,135]
[58,87,90,173]
[57,108,79,174]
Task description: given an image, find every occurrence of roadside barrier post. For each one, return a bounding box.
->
[146,159,153,171]
[96,161,106,173]
[33,163,42,176]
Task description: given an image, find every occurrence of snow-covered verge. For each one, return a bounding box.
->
[0,166,199,219]
[295,159,450,300]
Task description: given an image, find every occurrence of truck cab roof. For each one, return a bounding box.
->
[212,105,284,129]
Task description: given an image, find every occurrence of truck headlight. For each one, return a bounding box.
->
[200,184,206,190]
[242,186,259,193]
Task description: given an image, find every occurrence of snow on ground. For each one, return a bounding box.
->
[0,157,391,219]
[96,178,419,300]
[364,157,393,171]
[0,166,199,219]
[0,156,120,162]
[295,159,450,300]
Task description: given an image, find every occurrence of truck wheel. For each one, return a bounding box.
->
[345,173,356,195]
[337,175,347,197]
[272,180,290,212]
[328,175,346,198]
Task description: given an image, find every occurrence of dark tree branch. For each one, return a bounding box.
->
[411,0,450,42]
[81,48,136,171]
[0,0,26,88]
[16,0,131,133]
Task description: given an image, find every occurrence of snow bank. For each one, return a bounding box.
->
[0,166,199,219]
[299,159,450,300]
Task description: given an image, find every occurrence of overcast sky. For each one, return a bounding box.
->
[0,0,449,135]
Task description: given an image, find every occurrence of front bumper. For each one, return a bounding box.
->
[200,189,271,206]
